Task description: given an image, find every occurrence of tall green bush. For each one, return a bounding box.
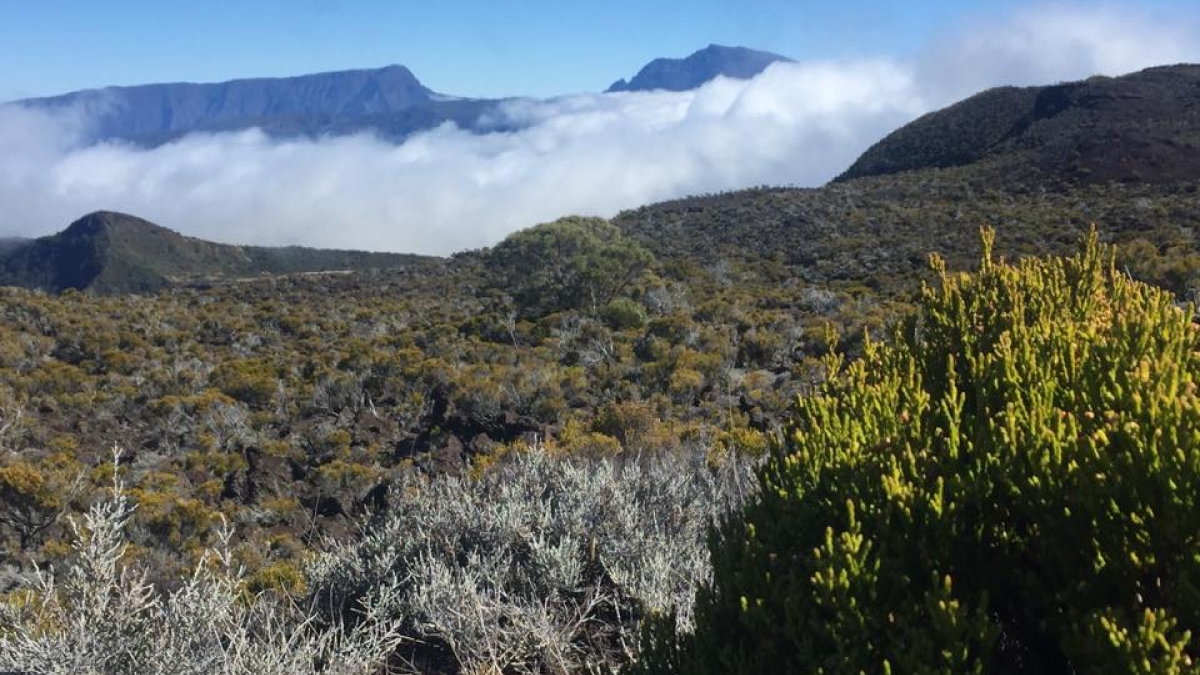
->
[638,230,1200,674]
[487,216,654,317]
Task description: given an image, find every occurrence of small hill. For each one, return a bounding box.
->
[0,211,432,294]
[837,64,1200,185]
[606,44,792,93]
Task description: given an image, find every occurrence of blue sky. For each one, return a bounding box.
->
[1,0,1192,101]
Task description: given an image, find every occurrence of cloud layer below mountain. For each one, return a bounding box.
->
[1,2,1197,253]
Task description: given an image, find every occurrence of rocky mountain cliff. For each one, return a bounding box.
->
[12,46,797,146]
[607,44,792,92]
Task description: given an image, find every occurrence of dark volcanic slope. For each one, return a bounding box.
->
[606,44,793,93]
[15,65,452,144]
[838,64,1200,185]
[615,172,1200,304]
[0,211,432,294]
[0,237,29,255]
[614,63,1200,299]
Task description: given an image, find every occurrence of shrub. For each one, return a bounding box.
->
[601,298,649,331]
[593,400,676,451]
[0,452,81,554]
[306,443,756,675]
[637,230,1200,674]
[210,358,278,407]
[0,461,62,552]
[0,449,402,675]
[487,217,655,318]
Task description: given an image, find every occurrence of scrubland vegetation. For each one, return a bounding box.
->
[2,112,1200,674]
[0,212,875,591]
[1,217,1197,673]
[0,444,753,675]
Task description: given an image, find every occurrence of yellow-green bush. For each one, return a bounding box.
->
[637,231,1200,674]
[210,358,278,407]
[601,297,649,330]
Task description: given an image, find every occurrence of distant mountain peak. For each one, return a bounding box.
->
[606,44,793,93]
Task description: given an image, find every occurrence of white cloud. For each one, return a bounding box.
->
[916,3,1200,104]
[0,2,1196,254]
[0,62,925,253]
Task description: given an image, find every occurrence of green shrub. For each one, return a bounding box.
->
[487,216,655,317]
[209,358,277,407]
[638,230,1200,674]
[601,297,649,330]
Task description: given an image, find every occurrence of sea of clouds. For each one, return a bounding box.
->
[1,2,1197,253]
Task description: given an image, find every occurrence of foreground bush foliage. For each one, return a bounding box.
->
[0,443,754,675]
[308,443,756,674]
[0,450,402,675]
[638,231,1200,674]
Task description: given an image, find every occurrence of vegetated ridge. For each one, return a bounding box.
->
[0,211,432,294]
[614,63,1200,300]
[606,44,793,92]
[838,63,1200,185]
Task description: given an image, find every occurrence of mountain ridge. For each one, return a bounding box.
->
[7,63,1200,297]
[606,44,793,92]
[14,64,455,145]
[837,63,1200,185]
[10,46,795,146]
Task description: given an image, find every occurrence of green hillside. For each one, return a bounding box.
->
[0,211,433,294]
[839,64,1200,186]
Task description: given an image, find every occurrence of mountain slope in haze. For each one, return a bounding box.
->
[131,97,516,146]
[14,65,484,145]
[0,211,432,294]
[0,237,29,255]
[11,46,792,146]
[606,44,793,92]
[838,64,1200,185]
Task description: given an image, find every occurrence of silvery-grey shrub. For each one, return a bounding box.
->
[0,444,755,675]
[307,443,757,674]
[0,448,403,675]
